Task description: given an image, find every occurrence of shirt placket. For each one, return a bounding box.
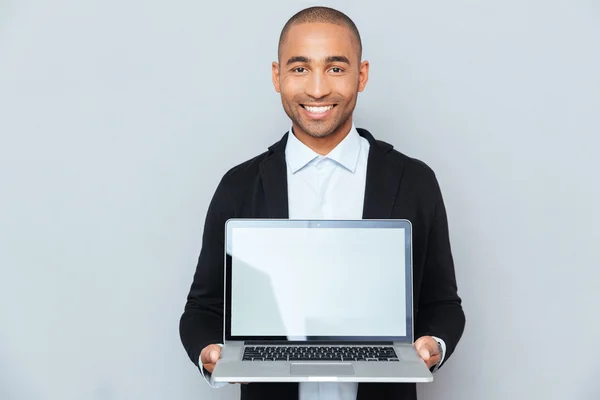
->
[315,157,335,219]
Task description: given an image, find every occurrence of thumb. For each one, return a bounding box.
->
[414,338,430,360]
[419,347,431,360]
[201,344,221,365]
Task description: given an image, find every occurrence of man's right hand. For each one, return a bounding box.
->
[200,344,222,374]
[200,344,248,385]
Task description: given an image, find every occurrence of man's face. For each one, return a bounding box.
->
[273,23,369,139]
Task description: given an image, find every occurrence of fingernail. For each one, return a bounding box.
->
[210,350,218,362]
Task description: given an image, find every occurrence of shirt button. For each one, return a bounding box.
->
[321,197,326,204]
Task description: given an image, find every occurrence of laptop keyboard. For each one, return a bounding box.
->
[242,346,399,361]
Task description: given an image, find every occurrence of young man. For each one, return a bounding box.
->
[180,6,465,400]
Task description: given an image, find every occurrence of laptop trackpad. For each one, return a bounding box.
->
[290,364,355,376]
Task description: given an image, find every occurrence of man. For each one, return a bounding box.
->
[180,6,465,400]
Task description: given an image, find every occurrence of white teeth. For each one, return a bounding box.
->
[304,105,333,114]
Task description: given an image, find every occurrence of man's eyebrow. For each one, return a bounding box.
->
[325,55,350,64]
[286,56,310,65]
[285,55,351,66]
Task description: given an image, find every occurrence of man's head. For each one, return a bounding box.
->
[272,7,369,141]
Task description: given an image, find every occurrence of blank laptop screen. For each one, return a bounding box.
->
[227,222,409,339]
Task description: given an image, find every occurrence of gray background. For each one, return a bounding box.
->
[1,0,599,399]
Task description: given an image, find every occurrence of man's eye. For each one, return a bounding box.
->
[293,67,306,73]
[330,67,343,73]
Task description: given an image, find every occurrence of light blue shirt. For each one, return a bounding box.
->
[201,124,445,399]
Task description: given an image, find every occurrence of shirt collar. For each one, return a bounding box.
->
[285,123,362,174]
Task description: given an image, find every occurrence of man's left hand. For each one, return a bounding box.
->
[414,336,441,369]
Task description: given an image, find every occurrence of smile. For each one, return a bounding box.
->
[301,104,335,114]
[300,104,337,120]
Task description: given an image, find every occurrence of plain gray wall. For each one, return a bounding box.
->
[1,0,599,399]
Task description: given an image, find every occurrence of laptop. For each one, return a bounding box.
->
[211,219,433,383]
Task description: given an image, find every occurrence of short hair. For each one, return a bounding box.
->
[278,6,362,61]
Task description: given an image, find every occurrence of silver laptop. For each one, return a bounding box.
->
[212,219,433,383]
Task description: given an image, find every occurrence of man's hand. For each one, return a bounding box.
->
[200,344,222,374]
[200,344,248,384]
[414,336,441,369]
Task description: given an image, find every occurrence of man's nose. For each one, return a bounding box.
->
[304,70,332,99]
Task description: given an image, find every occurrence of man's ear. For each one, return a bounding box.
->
[272,62,281,93]
[358,60,369,92]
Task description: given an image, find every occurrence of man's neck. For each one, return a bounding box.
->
[291,120,353,156]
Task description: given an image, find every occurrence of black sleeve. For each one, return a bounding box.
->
[414,172,466,366]
[179,175,234,367]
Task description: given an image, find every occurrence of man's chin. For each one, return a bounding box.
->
[296,121,336,139]
[301,130,334,139]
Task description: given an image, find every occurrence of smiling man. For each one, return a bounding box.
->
[180,6,465,400]
[273,19,367,155]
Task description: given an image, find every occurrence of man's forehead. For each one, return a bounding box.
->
[285,22,355,44]
[280,23,358,61]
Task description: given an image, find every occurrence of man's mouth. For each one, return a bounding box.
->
[301,104,335,114]
[300,104,336,119]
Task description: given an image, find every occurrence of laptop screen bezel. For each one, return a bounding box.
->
[224,219,413,343]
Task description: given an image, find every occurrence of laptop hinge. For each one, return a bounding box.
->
[245,340,394,345]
